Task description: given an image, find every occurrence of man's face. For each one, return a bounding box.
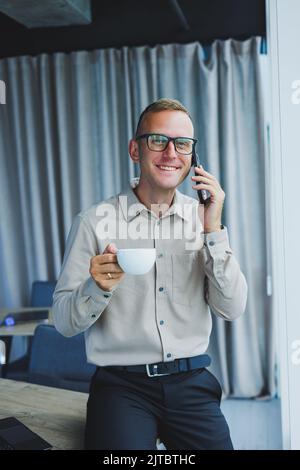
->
[130,110,194,191]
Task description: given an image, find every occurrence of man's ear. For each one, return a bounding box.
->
[129,139,140,163]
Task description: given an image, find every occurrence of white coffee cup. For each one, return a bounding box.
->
[117,248,156,275]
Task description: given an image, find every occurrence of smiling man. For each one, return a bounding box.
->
[130,108,194,208]
[53,98,248,450]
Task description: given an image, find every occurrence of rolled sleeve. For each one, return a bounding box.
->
[201,226,248,321]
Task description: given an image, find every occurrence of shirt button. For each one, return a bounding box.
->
[91,314,96,318]
[159,287,164,292]
[158,253,163,259]
[209,241,215,246]
[167,353,172,358]
[156,220,161,225]
[103,294,110,298]
[160,320,164,325]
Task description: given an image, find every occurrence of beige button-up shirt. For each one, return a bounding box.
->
[53,178,248,367]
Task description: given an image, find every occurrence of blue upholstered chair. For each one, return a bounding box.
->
[30,280,57,309]
[1,280,56,380]
[28,324,96,393]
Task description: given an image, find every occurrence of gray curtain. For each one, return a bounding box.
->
[0,37,273,397]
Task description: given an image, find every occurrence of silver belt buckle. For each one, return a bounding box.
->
[146,364,171,377]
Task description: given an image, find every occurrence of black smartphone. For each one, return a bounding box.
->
[191,151,211,204]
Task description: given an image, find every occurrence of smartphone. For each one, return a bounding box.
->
[191,151,211,205]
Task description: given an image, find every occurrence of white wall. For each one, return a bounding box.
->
[267,0,300,450]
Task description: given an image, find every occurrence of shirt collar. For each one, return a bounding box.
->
[118,177,191,223]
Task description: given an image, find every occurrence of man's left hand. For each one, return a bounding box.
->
[191,165,225,233]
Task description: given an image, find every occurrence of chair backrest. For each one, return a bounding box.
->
[28,324,96,393]
[30,281,56,307]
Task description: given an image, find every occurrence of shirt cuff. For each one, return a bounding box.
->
[203,225,233,257]
[82,277,114,302]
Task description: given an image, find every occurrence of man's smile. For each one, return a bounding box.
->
[155,164,182,172]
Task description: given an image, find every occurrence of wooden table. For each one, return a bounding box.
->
[0,378,88,449]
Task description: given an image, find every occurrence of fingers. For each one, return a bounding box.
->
[192,182,214,191]
[191,175,212,185]
[191,178,214,189]
[97,263,123,274]
[192,181,224,197]
[191,167,225,203]
[90,258,123,277]
[106,272,123,279]
[100,272,124,281]
[191,166,221,191]
[194,165,215,180]
[90,243,125,292]
[95,253,118,264]
[94,272,125,293]
[103,243,118,254]
[90,266,124,280]
[191,176,218,191]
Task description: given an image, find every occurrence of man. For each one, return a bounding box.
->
[53,98,248,450]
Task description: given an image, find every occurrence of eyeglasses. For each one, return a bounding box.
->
[135,133,197,155]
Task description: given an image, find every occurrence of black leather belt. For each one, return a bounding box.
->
[103,354,211,377]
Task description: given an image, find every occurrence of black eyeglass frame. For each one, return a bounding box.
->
[135,133,198,155]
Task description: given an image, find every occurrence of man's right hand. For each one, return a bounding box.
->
[89,243,125,292]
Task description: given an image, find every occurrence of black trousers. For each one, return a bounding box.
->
[84,366,233,450]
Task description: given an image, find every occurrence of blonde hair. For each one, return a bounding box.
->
[135,98,192,137]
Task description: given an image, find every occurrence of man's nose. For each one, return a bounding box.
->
[163,139,177,157]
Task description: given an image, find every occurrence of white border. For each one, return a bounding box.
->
[266,0,291,450]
